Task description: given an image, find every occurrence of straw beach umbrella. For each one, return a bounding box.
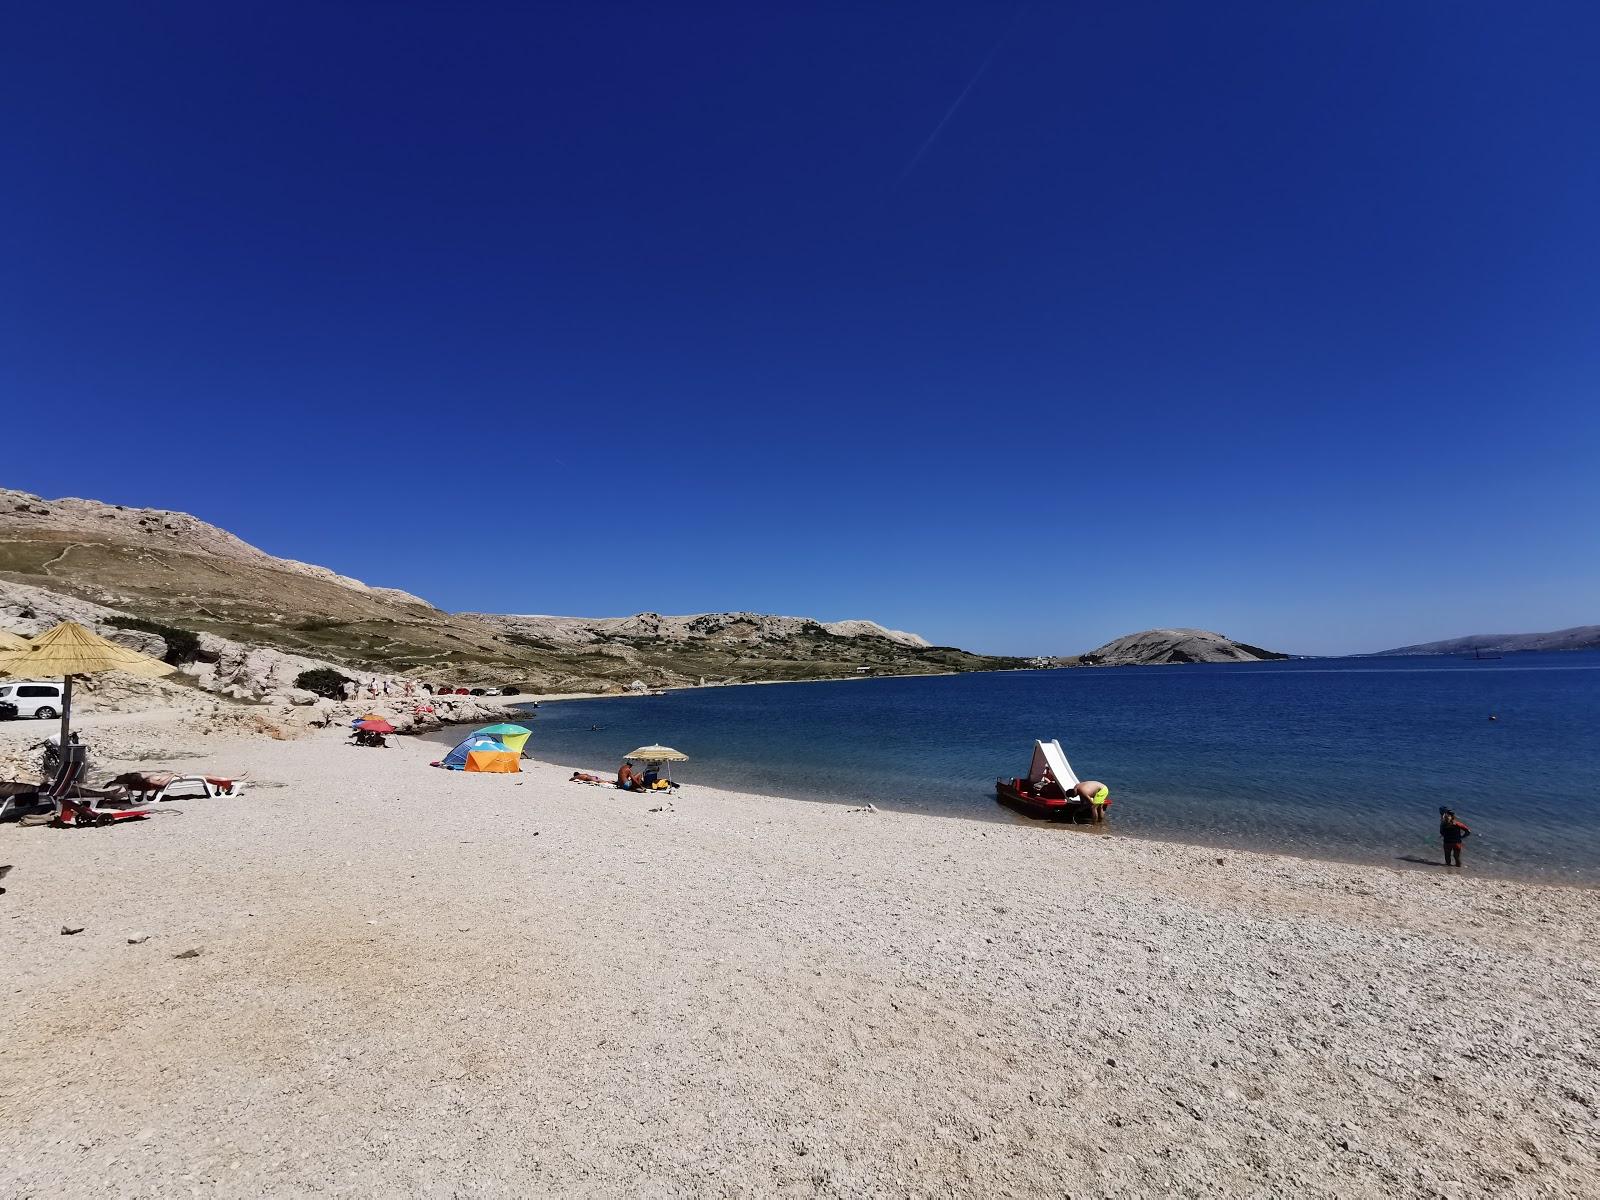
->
[0,629,30,651]
[626,744,688,784]
[626,745,688,762]
[0,620,174,751]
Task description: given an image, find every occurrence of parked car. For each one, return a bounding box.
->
[0,680,65,720]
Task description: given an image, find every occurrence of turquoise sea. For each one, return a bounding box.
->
[450,653,1600,886]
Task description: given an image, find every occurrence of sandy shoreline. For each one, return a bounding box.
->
[434,698,1598,891]
[2,708,1597,1196]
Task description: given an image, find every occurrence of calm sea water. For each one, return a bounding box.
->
[441,654,1600,885]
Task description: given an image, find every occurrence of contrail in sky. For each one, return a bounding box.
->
[891,3,1029,190]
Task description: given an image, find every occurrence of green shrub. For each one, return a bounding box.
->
[106,615,203,665]
[294,667,354,699]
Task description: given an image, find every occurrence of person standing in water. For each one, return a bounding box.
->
[1074,780,1111,821]
[1439,807,1471,867]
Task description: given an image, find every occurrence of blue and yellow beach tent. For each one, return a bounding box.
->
[473,723,531,755]
[438,729,522,773]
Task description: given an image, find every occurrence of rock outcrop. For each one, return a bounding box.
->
[180,635,346,701]
[1077,628,1287,666]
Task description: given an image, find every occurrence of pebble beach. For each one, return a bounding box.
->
[2,707,1597,1197]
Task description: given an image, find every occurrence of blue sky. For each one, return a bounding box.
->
[4,2,1597,656]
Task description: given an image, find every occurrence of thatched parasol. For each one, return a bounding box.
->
[0,620,174,750]
[625,744,688,784]
[0,629,30,651]
[625,745,688,762]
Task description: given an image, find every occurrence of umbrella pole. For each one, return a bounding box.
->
[59,673,73,755]
[47,674,75,821]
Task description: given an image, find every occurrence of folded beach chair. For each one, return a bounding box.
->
[0,754,88,822]
[56,793,151,827]
[47,759,152,827]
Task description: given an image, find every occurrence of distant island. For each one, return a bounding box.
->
[1041,628,1289,668]
[1375,625,1600,656]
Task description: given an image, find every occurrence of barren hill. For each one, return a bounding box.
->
[1077,628,1287,666]
[0,488,1017,692]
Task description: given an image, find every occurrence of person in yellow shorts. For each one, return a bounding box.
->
[1075,780,1111,821]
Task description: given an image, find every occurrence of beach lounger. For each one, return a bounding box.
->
[107,771,246,804]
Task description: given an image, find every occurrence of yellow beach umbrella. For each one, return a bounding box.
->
[0,629,29,651]
[626,745,688,762]
[0,620,174,750]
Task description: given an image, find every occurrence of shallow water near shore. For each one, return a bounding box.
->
[435,653,1600,885]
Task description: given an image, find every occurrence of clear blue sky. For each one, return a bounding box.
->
[5,3,1598,656]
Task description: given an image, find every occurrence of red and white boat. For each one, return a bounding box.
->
[995,739,1109,823]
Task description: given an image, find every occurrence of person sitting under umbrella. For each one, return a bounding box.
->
[350,718,395,748]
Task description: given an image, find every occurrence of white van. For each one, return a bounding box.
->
[0,680,65,720]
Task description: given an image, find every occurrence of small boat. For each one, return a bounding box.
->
[996,738,1108,823]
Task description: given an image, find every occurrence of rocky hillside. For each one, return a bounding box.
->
[0,487,1020,692]
[467,611,930,650]
[1375,625,1600,656]
[1074,628,1288,666]
[460,610,976,690]
[1,488,431,606]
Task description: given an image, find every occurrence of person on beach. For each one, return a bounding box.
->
[617,761,639,790]
[1074,780,1111,820]
[1440,807,1471,867]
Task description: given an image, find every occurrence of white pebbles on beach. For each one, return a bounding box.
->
[1,711,1596,1196]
